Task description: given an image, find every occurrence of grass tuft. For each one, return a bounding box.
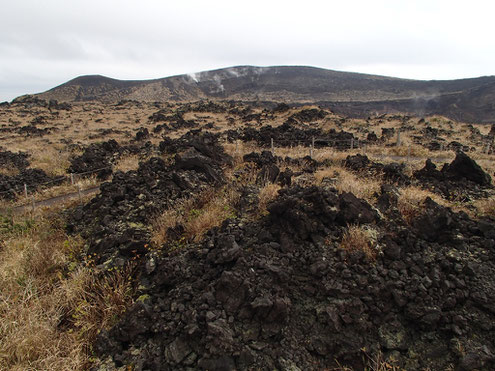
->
[339,225,379,261]
[152,186,240,247]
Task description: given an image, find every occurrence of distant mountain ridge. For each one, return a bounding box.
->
[26,65,495,122]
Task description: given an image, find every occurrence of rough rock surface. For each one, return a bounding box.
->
[68,131,232,265]
[230,121,356,149]
[414,152,492,200]
[344,154,410,185]
[67,140,153,180]
[0,168,63,200]
[68,139,121,180]
[93,185,495,370]
[289,108,327,122]
[443,151,491,186]
[0,150,30,171]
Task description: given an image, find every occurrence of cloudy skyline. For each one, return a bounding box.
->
[1,0,494,102]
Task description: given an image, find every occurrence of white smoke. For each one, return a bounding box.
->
[185,66,271,92]
[212,74,225,93]
[187,73,199,83]
[227,68,240,77]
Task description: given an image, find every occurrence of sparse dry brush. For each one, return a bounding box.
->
[258,183,281,215]
[223,140,259,165]
[473,197,495,218]
[397,186,449,224]
[0,211,134,370]
[315,165,381,203]
[29,146,72,177]
[152,186,239,247]
[114,153,141,172]
[339,224,379,261]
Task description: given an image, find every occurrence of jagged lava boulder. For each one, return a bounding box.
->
[442,151,491,186]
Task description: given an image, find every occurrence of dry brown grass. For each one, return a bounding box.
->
[114,154,141,172]
[0,167,21,176]
[331,348,408,371]
[225,161,260,186]
[152,186,239,246]
[0,212,135,370]
[397,186,449,224]
[315,165,381,202]
[473,197,495,218]
[376,143,429,158]
[223,140,260,165]
[258,183,281,215]
[29,146,72,177]
[339,225,379,261]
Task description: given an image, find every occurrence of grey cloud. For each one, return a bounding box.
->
[0,0,494,101]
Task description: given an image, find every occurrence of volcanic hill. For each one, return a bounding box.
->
[22,65,495,123]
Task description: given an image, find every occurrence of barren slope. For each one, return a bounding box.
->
[18,65,495,122]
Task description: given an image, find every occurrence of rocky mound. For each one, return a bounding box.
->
[414,152,492,200]
[68,140,121,180]
[149,110,198,131]
[0,150,30,171]
[343,152,492,201]
[289,108,328,122]
[17,124,51,137]
[94,185,495,370]
[0,169,63,200]
[67,131,232,266]
[344,154,410,185]
[228,121,356,149]
[67,140,151,180]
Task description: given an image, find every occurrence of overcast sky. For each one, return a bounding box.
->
[1,0,494,101]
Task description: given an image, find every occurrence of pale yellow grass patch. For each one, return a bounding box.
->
[0,167,20,176]
[315,165,381,202]
[29,147,72,176]
[223,141,259,165]
[114,154,141,172]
